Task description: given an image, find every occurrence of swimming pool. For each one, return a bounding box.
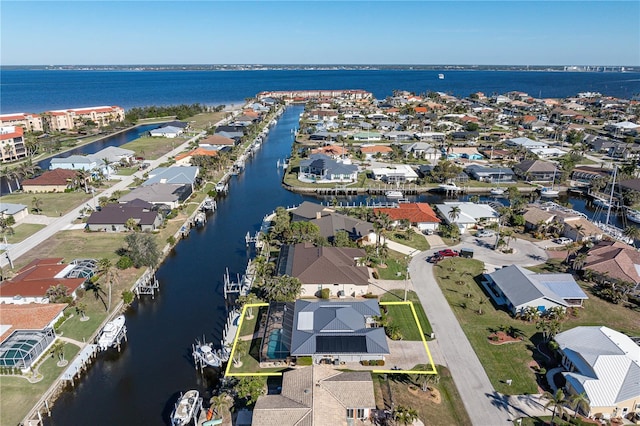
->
[265,329,288,360]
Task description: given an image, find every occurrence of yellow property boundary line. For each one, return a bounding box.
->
[225,301,437,377]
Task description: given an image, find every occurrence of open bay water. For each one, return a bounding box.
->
[2,69,639,113]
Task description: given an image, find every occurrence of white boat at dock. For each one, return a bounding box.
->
[540,187,560,198]
[192,339,225,368]
[97,315,125,351]
[385,190,404,199]
[171,390,201,426]
[438,182,461,191]
[438,73,445,80]
[626,208,640,224]
[490,187,505,196]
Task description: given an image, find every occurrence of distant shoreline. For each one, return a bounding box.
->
[1,64,637,72]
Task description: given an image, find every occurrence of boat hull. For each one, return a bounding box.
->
[97,315,125,351]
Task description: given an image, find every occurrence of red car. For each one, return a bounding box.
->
[436,249,459,258]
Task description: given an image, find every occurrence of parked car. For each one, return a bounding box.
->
[553,237,573,245]
[436,249,459,258]
[428,254,443,263]
[476,229,495,238]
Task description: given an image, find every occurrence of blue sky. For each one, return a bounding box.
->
[1,1,638,66]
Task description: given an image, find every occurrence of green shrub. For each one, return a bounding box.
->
[320,288,330,299]
[116,256,133,270]
[296,356,313,366]
[362,292,379,299]
[166,235,176,246]
[361,360,370,366]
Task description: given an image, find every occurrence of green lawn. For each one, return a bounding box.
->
[5,223,46,244]
[373,365,471,426]
[434,258,540,395]
[375,253,408,280]
[115,167,138,176]
[188,111,227,131]
[381,290,433,340]
[0,191,92,217]
[120,136,187,160]
[1,343,81,426]
[386,231,431,251]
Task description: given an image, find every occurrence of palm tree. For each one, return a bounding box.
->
[542,389,567,425]
[97,258,117,312]
[209,392,230,419]
[623,225,640,248]
[49,340,66,365]
[393,405,419,426]
[570,392,590,419]
[574,224,585,242]
[75,302,88,320]
[572,252,588,272]
[232,340,248,367]
[261,275,302,302]
[32,197,43,214]
[237,293,260,319]
[75,169,90,192]
[0,167,14,193]
[448,206,461,223]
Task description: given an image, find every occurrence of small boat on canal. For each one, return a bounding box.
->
[97,315,125,351]
[170,390,202,426]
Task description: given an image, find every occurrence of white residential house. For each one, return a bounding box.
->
[370,164,418,183]
[435,202,499,231]
[149,125,184,138]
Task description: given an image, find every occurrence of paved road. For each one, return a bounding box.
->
[407,235,550,425]
[0,131,206,269]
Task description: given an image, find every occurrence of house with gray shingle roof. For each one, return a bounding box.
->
[289,299,389,363]
[252,365,376,426]
[483,265,588,315]
[118,183,190,208]
[298,154,358,184]
[555,326,640,419]
[143,166,199,191]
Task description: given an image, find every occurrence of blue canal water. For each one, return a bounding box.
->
[2,69,639,113]
[45,105,309,426]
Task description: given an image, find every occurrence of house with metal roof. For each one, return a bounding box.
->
[118,183,190,209]
[289,299,389,364]
[86,202,162,232]
[298,154,358,184]
[483,265,588,315]
[555,326,640,419]
[465,165,516,183]
[0,203,28,221]
[252,365,376,426]
[371,164,418,184]
[142,166,199,191]
[276,243,370,298]
[435,201,499,232]
[504,137,549,149]
[149,125,184,138]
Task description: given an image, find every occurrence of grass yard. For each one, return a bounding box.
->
[0,191,92,217]
[375,252,408,280]
[386,230,431,251]
[381,290,433,340]
[115,167,138,176]
[434,258,540,395]
[0,343,80,426]
[120,136,187,160]
[373,365,471,426]
[188,111,227,131]
[5,223,46,244]
[434,256,640,396]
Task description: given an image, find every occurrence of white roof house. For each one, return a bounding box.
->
[435,202,499,231]
[371,164,418,183]
[149,125,184,138]
[505,137,549,149]
[555,326,640,419]
[483,265,588,315]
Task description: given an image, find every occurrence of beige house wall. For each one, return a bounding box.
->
[22,184,69,193]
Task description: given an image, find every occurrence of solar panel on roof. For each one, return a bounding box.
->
[316,335,367,353]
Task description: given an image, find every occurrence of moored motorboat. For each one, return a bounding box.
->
[193,340,223,368]
[626,208,640,224]
[97,315,125,351]
[438,182,461,191]
[385,190,403,199]
[171,390,201,426]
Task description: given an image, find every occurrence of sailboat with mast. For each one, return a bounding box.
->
[490,169,505,196]
[540,168,559,198]
[594,166,634,245]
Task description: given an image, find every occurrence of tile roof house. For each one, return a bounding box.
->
[0,303,67,342]
[310,145,348,159]
[555,326,640,419]
[86,202,162,232]
[276,243,370,298]
[583,241,640,291]
[483,265,588,315]
[252,365,376,426]
[21,169,79,193]
[374,203,441,232]
[0,258,86,304]
[174,146,219,166]
[298,154,358,184]
[199,134,236,146]
[289,300,389,363]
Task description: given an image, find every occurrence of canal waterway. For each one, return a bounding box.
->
[42,105,632,425]
[45,105,308,426]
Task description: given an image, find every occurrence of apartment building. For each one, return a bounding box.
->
[43,106,125,131]
[0,126,27,163]
[0,113,44,132]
